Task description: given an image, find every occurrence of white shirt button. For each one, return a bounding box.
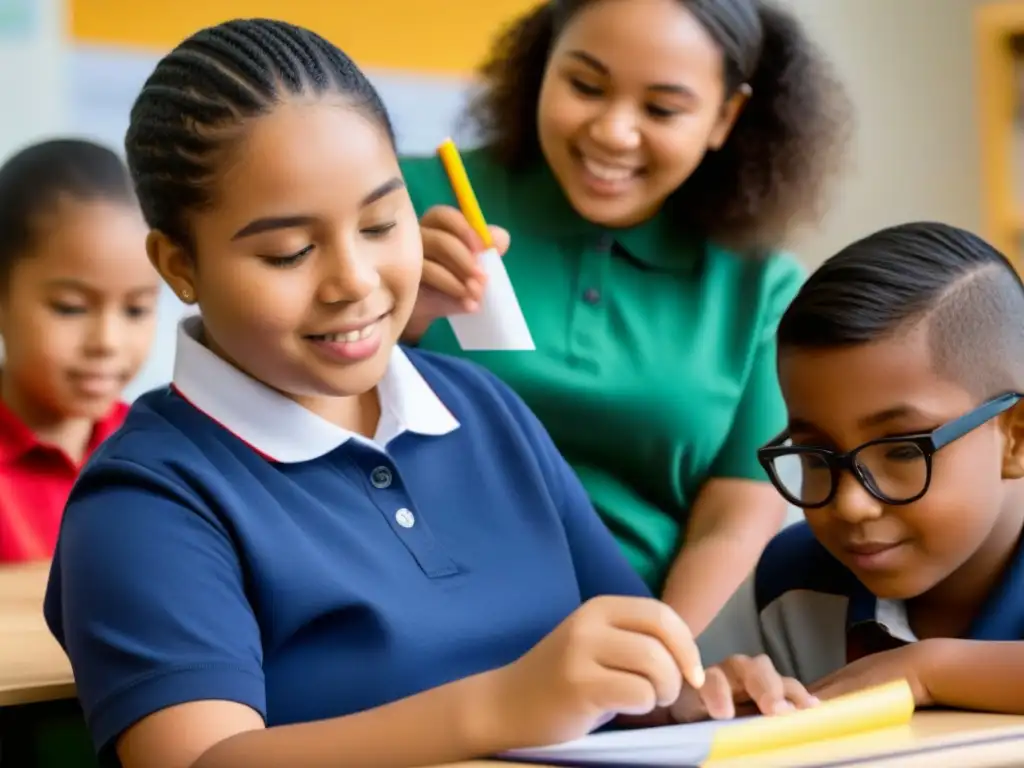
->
[395,508,415,528]
[370,466,392,489]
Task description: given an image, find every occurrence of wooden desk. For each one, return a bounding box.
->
[441,711,1024,767]
[0,562,74,707]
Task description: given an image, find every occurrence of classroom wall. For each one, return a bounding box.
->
[780,0,984,264]
[0,0,65,162]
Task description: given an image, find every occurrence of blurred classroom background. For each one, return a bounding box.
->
[1,0,1021,397]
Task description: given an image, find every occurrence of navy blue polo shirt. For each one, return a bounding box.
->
[754,522,1024,684]
[44,316,649,756]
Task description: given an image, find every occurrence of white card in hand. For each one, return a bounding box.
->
[447,247,535,351]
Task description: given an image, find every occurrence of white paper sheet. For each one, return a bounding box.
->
[501,718,755,767]
[447,247,535,351]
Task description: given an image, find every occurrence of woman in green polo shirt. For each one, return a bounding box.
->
[400,0,851,637]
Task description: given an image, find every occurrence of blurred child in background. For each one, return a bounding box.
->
[0,139,158,562]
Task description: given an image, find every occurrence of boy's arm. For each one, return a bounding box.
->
[921,638,1024,713]
[810,638,1024,714]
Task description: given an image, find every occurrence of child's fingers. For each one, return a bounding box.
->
[717,654,793,716]
[421,226,483,286]
[488,225,511,255]
[696,666,735,720]
[421,260,472,301]
[783,677,820,710]
[743,654,792,715]
[604,598,705,692]
[421,204,486,253]
[593,630,682,709]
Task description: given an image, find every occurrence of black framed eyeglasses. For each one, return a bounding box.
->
[757,392,1023,509]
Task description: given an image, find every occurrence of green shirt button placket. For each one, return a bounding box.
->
[568,234,614,371]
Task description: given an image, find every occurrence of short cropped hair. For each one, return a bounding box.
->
[0,139,133,285]
[777,221,1024,397]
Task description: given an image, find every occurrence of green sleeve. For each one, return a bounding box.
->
[709,254,807,481]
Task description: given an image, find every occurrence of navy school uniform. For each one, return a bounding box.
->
[44,316,649,756]
[754,522,1024,684]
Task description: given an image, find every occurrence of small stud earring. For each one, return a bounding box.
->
[180,288,192,302]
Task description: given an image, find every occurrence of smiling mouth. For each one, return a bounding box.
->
[304,312,390,343]
[582,157,637,182]
[308,324,378,344]
[845,541,904,556]
[572,146,644,186]
[840,540,911,572]
[68,372,126,396]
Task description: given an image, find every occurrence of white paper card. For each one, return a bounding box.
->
[447,247,535,351]
[501,718,754,767]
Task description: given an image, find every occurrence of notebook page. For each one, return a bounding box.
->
[500,680,915,767]
[502,717,738,767]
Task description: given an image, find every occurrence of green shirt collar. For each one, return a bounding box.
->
[510,161,702,272]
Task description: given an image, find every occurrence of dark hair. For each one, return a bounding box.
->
[778,222,1024,397]
[125,18,395,251]
[468,0,852,249]
[0,138,133,285]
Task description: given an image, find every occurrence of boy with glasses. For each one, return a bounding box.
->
[754,221,1024,713]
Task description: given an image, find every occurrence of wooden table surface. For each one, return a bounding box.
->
[0,561,75,707]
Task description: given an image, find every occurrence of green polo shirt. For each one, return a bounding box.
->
[400,147,804,591]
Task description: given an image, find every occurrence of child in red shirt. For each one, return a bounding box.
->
[0,139,159,561]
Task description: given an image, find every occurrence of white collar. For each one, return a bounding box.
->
[171,316,459,462]
[875,599,918,643]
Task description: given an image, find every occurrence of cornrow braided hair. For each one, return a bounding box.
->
[125,18,394,249]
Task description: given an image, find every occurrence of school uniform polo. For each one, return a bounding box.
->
[400,147,805,590]
[43,316,648,756]
[0,397,126,562]
[754,522,1024,685]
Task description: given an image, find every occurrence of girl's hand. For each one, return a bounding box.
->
[488,596,708,749]
[404,205,510,344]
[669,653,819,723]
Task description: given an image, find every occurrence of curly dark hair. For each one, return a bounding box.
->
[467,0,852,249]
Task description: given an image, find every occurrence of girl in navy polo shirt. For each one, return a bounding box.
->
[0,139,159,562]
[44,19,814,768]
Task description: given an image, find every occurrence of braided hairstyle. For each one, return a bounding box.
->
[468,0,852,249]
[125,18,395,251]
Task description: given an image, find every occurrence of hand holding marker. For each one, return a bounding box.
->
[436,138,534,351]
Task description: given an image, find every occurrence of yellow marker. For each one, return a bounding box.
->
[437,138,493,249]
[706,678,916,762]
